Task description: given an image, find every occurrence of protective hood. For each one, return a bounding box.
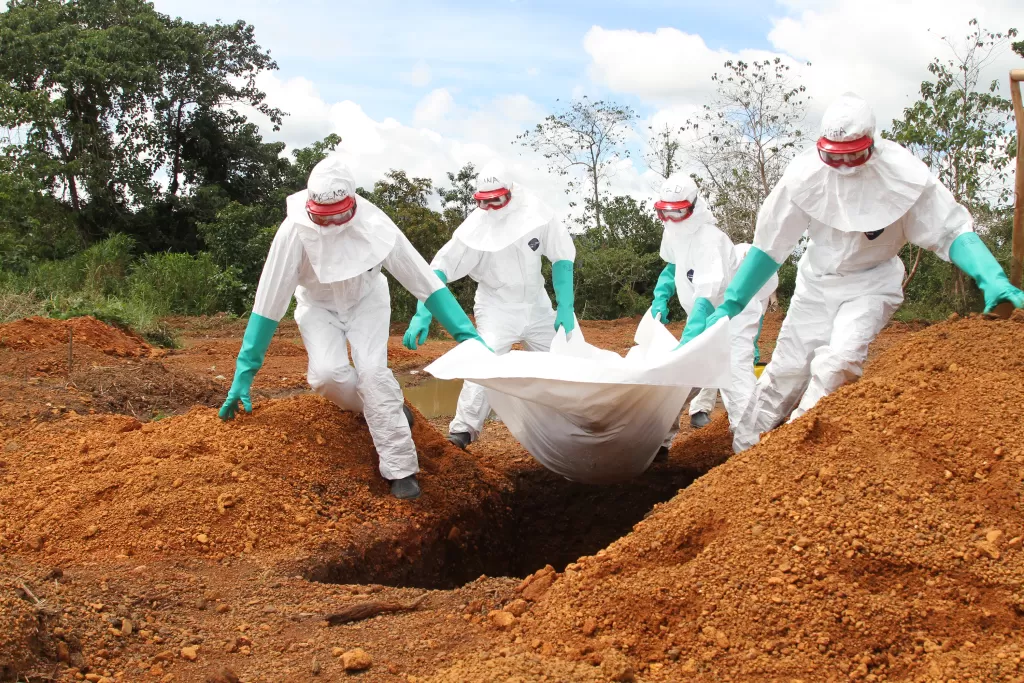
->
[782,138,930,233]
[658,201,717,262]
[657,173,699,206]
[286,190,396,284]
[453,184,554,252]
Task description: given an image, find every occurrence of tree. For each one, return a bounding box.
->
[287,133,342,188]
[195,134,344,311]
[518,97,636,231]
[572,196,671,320]
[645,123,683,179]
[886,19,1018,309]
[886,21,1017,209]
[684,58,808,242]
[0,0,280,244]
[154,17,283,200]
[437,163,478,226]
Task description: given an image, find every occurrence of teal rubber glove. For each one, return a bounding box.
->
[679,297,715,346]
[684,246,782,347]
[652,263,676,322]
[753,312,765,365]
[948,232,1024,312]
[403,270,446,350]
[551,259,575,333]
[220,313,278,420]
[424,287,492,351]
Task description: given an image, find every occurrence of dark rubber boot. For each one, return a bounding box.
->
[390,474,421,500]
[654,446,670,463]
[447,431,471,450]
[690,411,711,429]
[403,404,414,428]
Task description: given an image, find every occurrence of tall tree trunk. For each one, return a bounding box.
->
[591,167,601,231]
[902,246,924,288]
[168,102,185,197]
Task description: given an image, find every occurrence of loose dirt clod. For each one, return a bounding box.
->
[325,593,428,625]
[341,648,373,671]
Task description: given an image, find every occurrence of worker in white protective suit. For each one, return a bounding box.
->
[219,155,489,500]
[650,173,763,455]
[682,242,778,428]
[403,161,576,449]
[686,92,1024,442]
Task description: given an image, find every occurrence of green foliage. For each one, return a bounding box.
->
[437,162,478,225]
[360,170,471,324]
[197,201,277,311]
[0,0,281,248]
[885,20,1017,209]
[126,252,229,316]
[572,197,674,320]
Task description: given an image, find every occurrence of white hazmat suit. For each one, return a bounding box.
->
[654,174,762,452]
[247,158,454,481]
[750,93,975,435]
[406,162,576,444]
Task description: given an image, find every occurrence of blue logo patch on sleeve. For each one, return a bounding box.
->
[864,229,886,241]
[528,238,540,251]
[686,269,695,282]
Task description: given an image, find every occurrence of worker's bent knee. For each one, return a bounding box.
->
[808,347,862,392]
[308,364,358,394]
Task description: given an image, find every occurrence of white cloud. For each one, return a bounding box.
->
[401,61,432,88]
[235,73,656,220]
[413,88,456,127]
[585,1,1022,134]
[584,26,790,103]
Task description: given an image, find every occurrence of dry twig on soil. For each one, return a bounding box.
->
[324,593,428,625]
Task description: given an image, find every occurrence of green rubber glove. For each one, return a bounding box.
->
[403,270,446,350]
[551,259,575,333]
[679,297,716,346]
[652,263,676,322]
[424,287,492,351]
[220,313,278,420]
[683,246,782,347]
[948,232,1024,313]
[753,312,765,365]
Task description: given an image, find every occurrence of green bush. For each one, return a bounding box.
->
[18,234,135,297]
[127,252,229,316]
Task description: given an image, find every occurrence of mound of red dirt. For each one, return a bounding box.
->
[0,316,150,357]
[0,395,509,582]
[470,313,1024,681]
[0,317,222,427]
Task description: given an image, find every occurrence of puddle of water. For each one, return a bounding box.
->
[399,374,464,419]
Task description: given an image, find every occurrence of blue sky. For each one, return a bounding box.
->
[155,0,781,122]
[151,0,1020,213]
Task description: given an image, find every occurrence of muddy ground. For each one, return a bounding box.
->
[3,311,1021,682]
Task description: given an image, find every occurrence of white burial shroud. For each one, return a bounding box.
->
[424,313,732,484]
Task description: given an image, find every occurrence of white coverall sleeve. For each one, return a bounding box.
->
[903,179,973,262]
[383,230,447,301]
[252,221,303,322]
[431,237,482,283]
[753,184,809,264]
[541,217,576,262]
